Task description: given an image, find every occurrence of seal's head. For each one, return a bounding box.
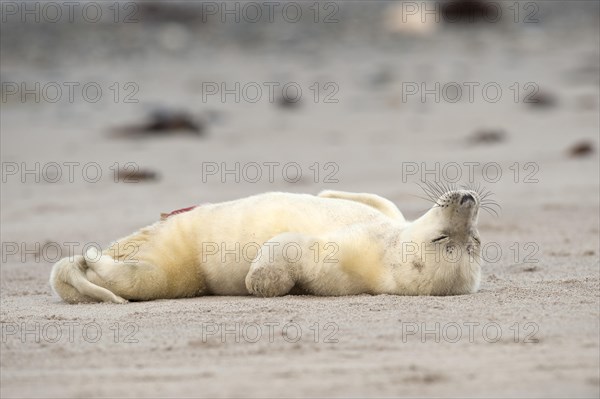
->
[403,189,482,295]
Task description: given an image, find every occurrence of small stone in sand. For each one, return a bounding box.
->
[111,109,204,138]
[116,169,160,183]
[568,141,595,158]
[144,109,203,133]
[277,94,301,109]
[440,0,499,24]
[469,129,506,144]
[526,91,558,108]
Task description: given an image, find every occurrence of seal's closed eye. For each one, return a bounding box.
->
[431,235,448,243]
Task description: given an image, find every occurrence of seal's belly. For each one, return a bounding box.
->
[175,192,385,295]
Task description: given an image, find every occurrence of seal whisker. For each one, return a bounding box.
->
[480,197,502,210]
[461,181,481,195]
[481,200,501,209]
[478,187,494,201]
[439,180,447,195]
[438,180,449,196]
[412,194,438,205]
[418,183,440,203]
[480,205,499,217]
[480,192,493,202]
[424,181,444,202]
[445,180,457,195]
[436,179,449,196]
[417,182,436,199]
[423,180,438,197]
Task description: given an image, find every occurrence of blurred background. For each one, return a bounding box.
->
[2,0,598,223]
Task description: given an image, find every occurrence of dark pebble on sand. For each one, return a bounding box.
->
[112,108,204,138]
[144,109,203,133]
[440,0,500,24]
[368,66,394,88]
[277,94,301,109]
[568,141,595,158]
[469,129,506,144]
[116,168,160,183]
[526,91,558,108]
[137,3,204,24]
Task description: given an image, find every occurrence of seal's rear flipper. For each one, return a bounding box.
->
[50,255,128,304]
[318,190,406,222]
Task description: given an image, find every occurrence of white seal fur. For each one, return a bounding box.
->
[50,190,482,303]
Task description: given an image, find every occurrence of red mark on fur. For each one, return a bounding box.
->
[160,205,199,220]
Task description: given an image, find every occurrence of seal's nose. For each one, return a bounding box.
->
[460,193,475,205]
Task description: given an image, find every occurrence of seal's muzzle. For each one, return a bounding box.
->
[460,193,475,206]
